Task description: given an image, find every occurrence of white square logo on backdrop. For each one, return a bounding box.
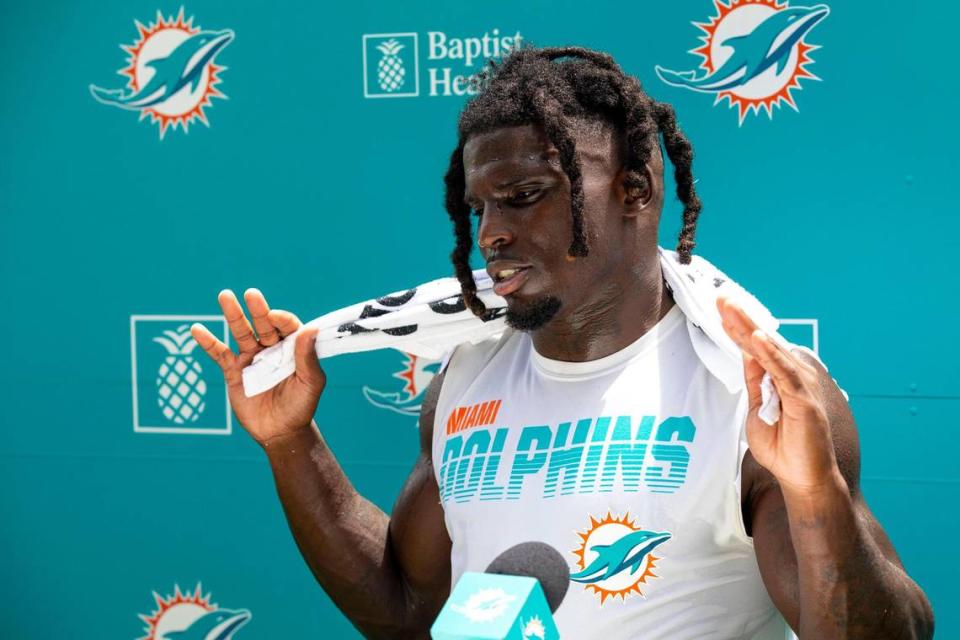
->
[130,315,232,435]
[777,318,819,354]
[363,33,420,98]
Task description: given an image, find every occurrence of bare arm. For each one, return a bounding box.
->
[264,370,451,639]
[191,289,451,639]
[745,352,934,639]
[717,297,934,639]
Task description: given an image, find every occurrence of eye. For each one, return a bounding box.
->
[471,206,484,217]
[512,188,541,204]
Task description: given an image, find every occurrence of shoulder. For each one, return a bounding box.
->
[447,329,518,370]
[418,329,517,458]
[418,367,446,458]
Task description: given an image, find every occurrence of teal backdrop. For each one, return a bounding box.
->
[1,0,957,637]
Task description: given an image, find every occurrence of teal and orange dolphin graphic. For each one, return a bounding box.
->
[137,584,250,640]
[90,10,232,137]
[163,608,251,640]
[655,0,830,122]
[570,529,672,584]
[655,4,828,93]
[90,29,233,110]
[363,354,442,417]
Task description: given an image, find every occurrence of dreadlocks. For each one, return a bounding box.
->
[443,45,702,317]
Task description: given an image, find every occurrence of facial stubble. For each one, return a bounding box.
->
[504,295,563,331]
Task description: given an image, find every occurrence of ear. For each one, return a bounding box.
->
[617,164,656,217]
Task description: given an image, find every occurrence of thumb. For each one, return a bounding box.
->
[293,327,325,391]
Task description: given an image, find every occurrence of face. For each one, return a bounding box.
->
[462,122,661,331]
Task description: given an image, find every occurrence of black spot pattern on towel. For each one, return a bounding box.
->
[383,324,418,336]
[376,289,417,307]
[359,305,390,319]
[337,322,374,335]
[430,296,466,315]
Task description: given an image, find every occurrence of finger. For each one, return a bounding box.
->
[293,327,325,391]
[267,309,302,337]
[218,289,259,353]
[244,288,280,346]
[742,351,766,410]
[190,323,236,374]
[762,333,819,376]
[717,297,761,358]
[750,330,806,395]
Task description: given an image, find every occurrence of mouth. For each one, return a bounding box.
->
[490,265,531,297]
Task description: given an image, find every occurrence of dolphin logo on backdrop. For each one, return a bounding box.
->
[570,512,671,605]
[363,353,442,419]
[655,0,830,123]
[164,609,251,640]
[137,584,250,640]
[90,8,233,138]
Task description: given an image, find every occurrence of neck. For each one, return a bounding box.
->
[530,260,675,362]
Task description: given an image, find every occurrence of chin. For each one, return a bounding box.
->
[504,295,562,331]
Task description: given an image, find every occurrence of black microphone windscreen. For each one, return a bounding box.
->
[484,541,570,613]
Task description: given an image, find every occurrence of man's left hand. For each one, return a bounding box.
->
[716,296,844,494]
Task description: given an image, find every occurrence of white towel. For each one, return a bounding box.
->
[241,248,784,425]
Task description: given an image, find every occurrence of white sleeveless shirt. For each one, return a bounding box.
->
[432,304,790,639]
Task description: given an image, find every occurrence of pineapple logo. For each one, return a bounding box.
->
[376,39,407,92]
[153,325,206,424]
[131,315,231,435]
[363,33,419,98]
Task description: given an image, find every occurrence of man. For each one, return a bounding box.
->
[191,47,933,638]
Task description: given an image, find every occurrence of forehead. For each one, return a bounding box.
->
[462,125,556,175]
[462,122,623,192]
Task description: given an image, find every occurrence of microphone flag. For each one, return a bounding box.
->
[430,572,559,639]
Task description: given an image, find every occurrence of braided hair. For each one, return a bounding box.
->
[443,46,702,316]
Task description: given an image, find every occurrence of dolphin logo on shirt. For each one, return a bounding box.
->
[570,530,672,583]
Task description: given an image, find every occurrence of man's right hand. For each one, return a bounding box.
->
[192,288,451,637]
[190,289,326,447]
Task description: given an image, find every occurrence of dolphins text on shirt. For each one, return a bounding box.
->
[438,415,697,503]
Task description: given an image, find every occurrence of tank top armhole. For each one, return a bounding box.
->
[432,347,459,444]
[432,344,466,466]
[732,390,755,546]
[430,331,514,476]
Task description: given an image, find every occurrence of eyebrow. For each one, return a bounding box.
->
[463,174,552,205]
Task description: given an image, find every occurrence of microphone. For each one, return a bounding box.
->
[431,542,569,639]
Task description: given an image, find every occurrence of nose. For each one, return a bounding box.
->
[476,206,514,250]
